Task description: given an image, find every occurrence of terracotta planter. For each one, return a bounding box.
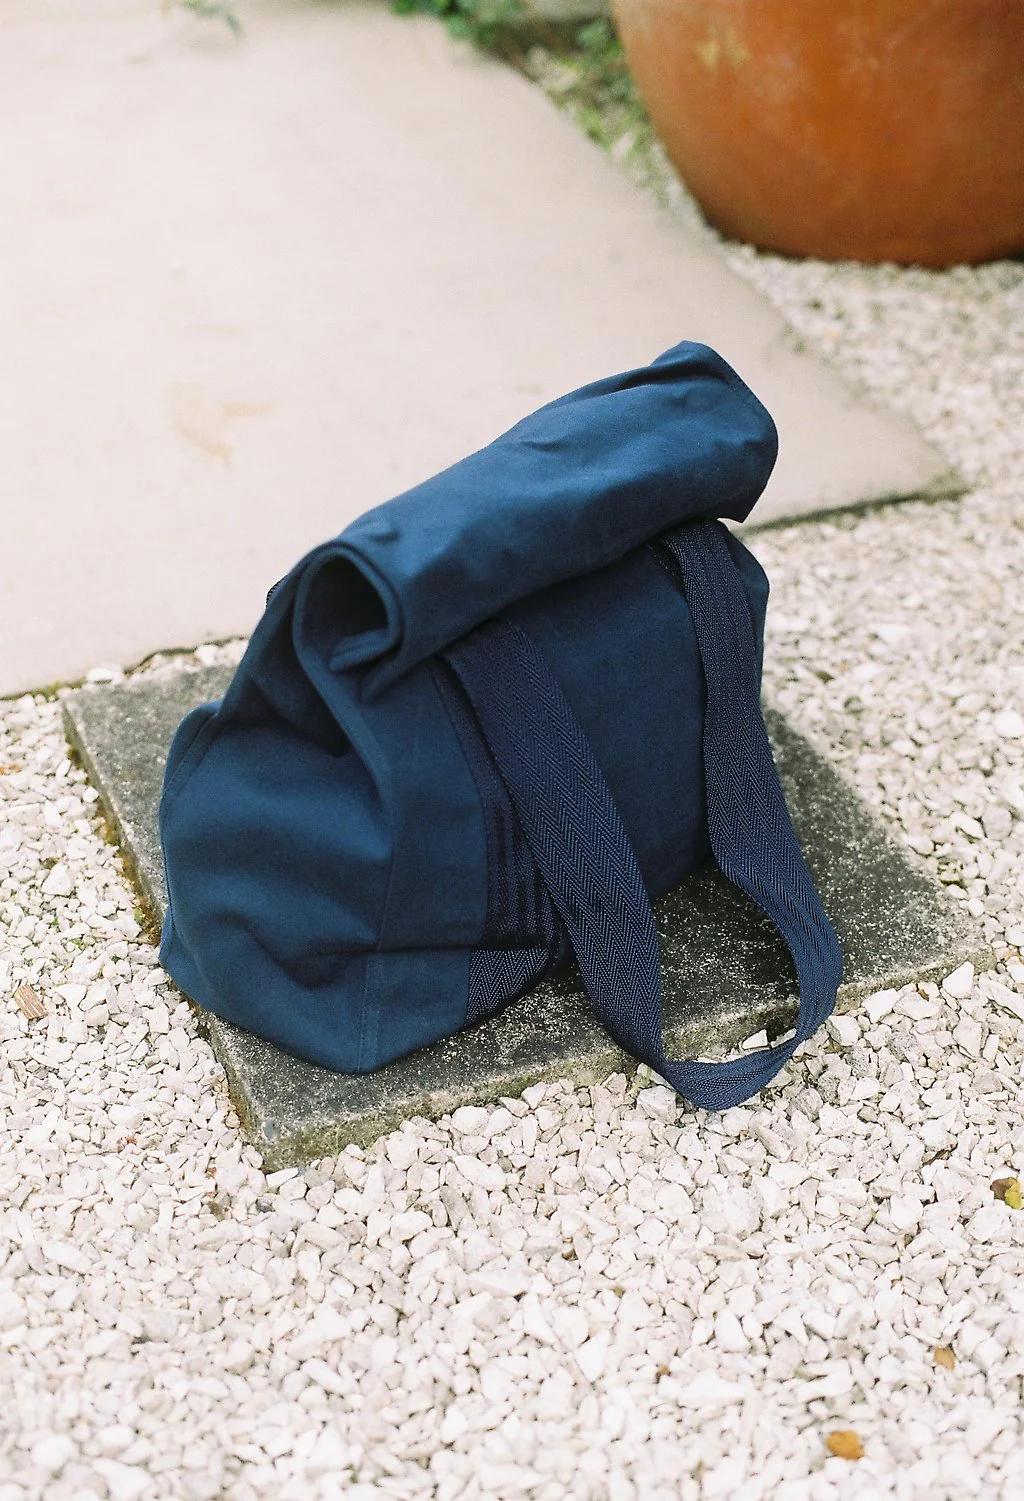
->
[611,0,1024,265]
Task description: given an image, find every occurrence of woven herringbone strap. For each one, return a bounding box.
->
[443,518,842,1110]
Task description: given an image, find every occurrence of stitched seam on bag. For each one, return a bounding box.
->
[355,952,376,1074]
[158,710,225,945]
[159,710,221,812]
[431,656,568,1024]
[428,659,497,951]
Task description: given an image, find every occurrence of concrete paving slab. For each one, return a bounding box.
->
[4,0,957,697]
[64,665,988,1168]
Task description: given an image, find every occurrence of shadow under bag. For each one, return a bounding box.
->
[159,341,842,1110]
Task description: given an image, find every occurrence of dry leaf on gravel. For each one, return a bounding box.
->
[990,1177,1023,1209]
[13,983,46,1020]
[826,1431,865,1461]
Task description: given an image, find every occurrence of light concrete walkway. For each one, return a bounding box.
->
[2,0,952,695]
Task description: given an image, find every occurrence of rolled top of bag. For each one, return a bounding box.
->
[281,341,778,696]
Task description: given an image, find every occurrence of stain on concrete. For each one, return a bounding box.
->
[168,382,270,464]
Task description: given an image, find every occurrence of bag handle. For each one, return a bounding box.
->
[443,518,842,1110]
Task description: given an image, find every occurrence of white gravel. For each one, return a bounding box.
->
[2,238,1024,1499]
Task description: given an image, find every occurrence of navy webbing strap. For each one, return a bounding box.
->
[443,518,842,1111]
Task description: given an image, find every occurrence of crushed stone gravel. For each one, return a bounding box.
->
[2,201,1024,1501]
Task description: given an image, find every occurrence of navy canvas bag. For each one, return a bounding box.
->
[159,342,842,1111]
